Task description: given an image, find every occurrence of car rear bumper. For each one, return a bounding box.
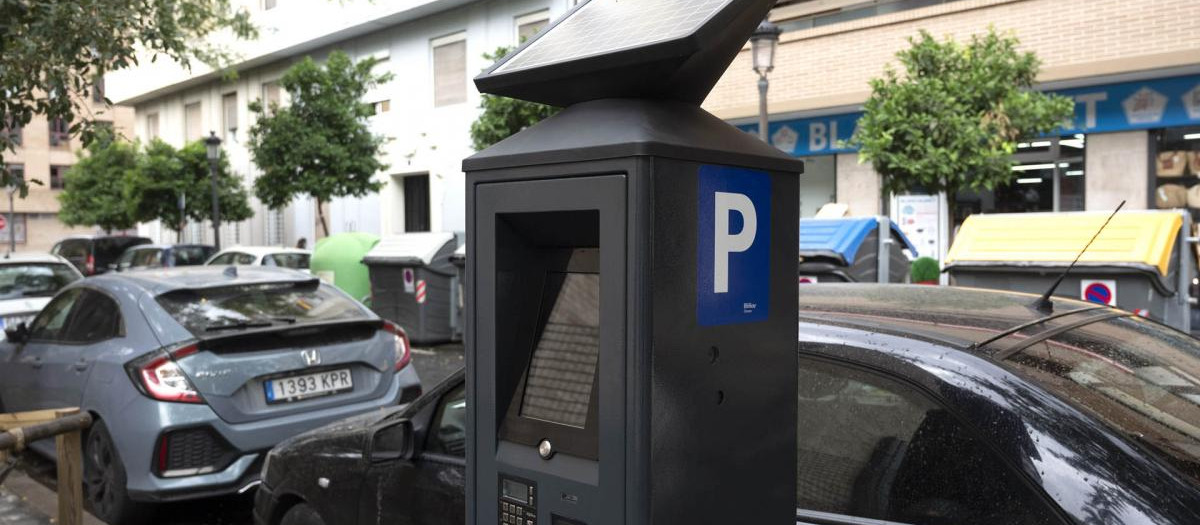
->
[120,365,420,503]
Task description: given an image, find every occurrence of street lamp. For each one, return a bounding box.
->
[204,131,222,250]
[750,18,781,143]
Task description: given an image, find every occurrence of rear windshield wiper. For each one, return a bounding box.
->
[205,320,275,332]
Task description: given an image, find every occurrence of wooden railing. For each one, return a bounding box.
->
[0,408,93,525]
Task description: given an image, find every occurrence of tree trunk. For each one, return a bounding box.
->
[316,197,329,237]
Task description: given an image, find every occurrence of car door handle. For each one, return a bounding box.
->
[74,359,89,372]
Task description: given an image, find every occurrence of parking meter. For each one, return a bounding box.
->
[464,1,803,523]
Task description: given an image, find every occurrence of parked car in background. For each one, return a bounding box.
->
[208,246,312,271]
[112,244,216,272]
[0,267,421,525]
[51,235,152,276]
[0,253,82,338]
[256,285,1200,525]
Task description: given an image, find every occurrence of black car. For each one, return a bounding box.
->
[111,243,216,271]
[255,284,1200,525]
[51,235,152,276]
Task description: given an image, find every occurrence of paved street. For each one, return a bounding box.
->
[0,343,465,525]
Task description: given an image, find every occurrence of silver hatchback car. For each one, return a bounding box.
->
[0,267,421,524]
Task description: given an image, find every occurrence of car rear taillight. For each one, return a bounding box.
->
[384,321,411,371]
[86,254,95,275]
[127,343,203,404]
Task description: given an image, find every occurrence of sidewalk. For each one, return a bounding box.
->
[0,469,102,525]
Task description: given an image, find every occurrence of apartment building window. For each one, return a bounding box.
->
[92,76,105,103]
[403,174,431,232]
[516,11,549,43]
[263,0,277,10]
[146,113,160,140]
[5,164,24,187]
[262,81,281,113]
[184,102,202,142]
[50,165,68,190]
[265,208,285,246]
[370,100,391,115]
[222,93,238,140]
[49,118,70,147]
[432,33,467,107]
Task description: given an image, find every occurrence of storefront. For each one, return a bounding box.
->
[739,72,1200,251]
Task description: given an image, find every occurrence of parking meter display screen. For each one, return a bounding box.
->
[519,272,600,429]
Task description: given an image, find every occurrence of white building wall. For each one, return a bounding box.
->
[117,0,571,245]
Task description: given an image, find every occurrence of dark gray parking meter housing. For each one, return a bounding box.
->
[465,1,802,524]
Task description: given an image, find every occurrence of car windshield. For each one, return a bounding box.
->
[1002,314,1200,484]
[156,280,370,335]
[0,263,81,299]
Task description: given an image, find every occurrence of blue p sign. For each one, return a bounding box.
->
[697,165,771,326]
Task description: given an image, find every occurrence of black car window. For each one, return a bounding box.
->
[207,252,241,266]
[63,290,121,343]
[27,289,82,342]
[796,357,1060,525]
[426,383,467,457]
[94,237,151,264]
[54,240,87,259]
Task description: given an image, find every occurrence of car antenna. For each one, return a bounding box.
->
[1031,200,1125,313]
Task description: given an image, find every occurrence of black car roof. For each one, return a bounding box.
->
[798,283,1106,353]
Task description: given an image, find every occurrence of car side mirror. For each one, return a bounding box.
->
[5,322,29,344]
[369,419,414,463]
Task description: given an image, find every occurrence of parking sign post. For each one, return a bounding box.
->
[464,1,803,523]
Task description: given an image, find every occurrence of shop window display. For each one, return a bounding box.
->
[1152,126,1200,212]
[953,135,1085,227]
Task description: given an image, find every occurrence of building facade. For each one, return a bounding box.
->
[1,92,134,253]
[107,0,569,247]
[704,0,1200,260]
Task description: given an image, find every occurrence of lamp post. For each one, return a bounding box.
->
[750,19,781,143]
[204,131,222,251]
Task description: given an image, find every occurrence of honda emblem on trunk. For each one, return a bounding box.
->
[301,349,321,367]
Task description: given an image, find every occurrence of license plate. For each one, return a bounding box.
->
[263,369,353,404]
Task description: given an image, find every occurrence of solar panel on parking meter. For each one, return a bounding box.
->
[465,1,803,524]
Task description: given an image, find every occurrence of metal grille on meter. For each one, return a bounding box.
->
[494,0,732,73]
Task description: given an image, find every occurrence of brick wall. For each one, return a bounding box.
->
[705,0,1200,119]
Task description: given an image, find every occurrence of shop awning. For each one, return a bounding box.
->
[945,211,1182,276]
[800,217,918,264]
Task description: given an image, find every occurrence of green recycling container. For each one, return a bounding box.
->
[310,232,380,304]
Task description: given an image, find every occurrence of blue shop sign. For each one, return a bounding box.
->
[742,73,1200,157]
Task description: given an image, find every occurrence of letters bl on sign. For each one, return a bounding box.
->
[697,165,771,326]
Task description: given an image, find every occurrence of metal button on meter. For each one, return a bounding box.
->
[464,0,801,523]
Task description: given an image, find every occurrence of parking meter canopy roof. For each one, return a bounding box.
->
[474,0,777,107]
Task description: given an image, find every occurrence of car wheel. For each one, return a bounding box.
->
[84,419,152,525]
[281,503,326,525]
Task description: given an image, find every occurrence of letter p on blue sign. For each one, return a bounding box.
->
[697,165,770,326]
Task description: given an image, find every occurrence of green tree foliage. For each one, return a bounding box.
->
[849,29,1074,220]
[247,51,391,236]
[127,139,252,234]
[58,130,138,233]
[469,46,561,151]
[0,0,256,188]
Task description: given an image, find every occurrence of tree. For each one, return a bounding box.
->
[247,51,391,236]
[0,0,256,189]
[469,46,561,151]
[58,129,138,233]
[127,139,252,236]
[848,29,1074,224]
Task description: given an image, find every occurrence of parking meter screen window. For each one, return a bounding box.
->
[494,0,731,73]
[519,272,600,429]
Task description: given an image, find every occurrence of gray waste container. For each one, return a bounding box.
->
[363,232,458,345]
